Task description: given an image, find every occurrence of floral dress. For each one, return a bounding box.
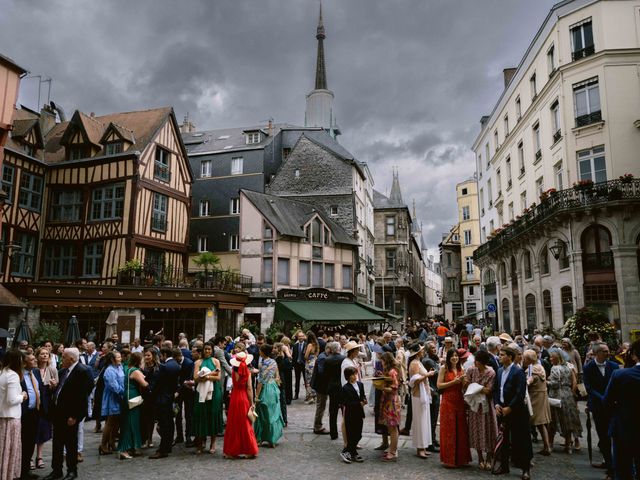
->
[465,366,497,451]
[379,368,401,427]
[548,364,582,438]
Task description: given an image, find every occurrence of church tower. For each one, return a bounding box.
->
[305,1,341,138]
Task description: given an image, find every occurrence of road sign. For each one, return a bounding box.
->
[487,303,496,312]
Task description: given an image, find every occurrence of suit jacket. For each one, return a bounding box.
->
[180,348,193,361]
[310,352,328,395]
[604,364,640,438]
[488,354,500,374]
[50,362,94,422]
[20,368,46,416]
[292,341,307,365]
[340,381,366,418]
[493,364,527,413]
[214,346,232,385]
[153,358,181,405]
[324,353,346,395]
[583,359,618,414]
[178,356,194,394]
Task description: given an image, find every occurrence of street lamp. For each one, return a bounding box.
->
[548,239,565,260]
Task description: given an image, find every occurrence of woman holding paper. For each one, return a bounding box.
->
[464,349,498,470]
[407,343,432,459]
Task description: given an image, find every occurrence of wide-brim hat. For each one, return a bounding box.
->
[499,333,513,343]
[344,341,360,353]
[408,344,425,358]
[230,351,253,367]
[457,348,470,360]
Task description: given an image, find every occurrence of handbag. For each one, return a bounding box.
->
[126,369,144,410]
[247,405,258,423]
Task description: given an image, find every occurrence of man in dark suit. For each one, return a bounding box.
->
[292,331,307,400]
[44,348,93,480]
[493,346,533,480]
[21,353,46,480]
[149,347,181,459]
[583,342,619,477]
[322,341,345,439]
[173,348,194,446]
[310,342,330,434]
[604,340,640,480]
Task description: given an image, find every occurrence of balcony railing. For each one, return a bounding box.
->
[575,110,602,128]
[117,266,252,293]
[572,45,595,62]
[475,178,640,261]
[583,252,614,271]
[553,130,562,143]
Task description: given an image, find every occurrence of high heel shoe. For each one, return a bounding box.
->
[382,452,397,462]
[118,452,132,460]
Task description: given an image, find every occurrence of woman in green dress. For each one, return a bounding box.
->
[118,352,148,459]
[193,342,223,454]
[255,344,285,447]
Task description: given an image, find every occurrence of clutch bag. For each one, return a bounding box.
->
[247,405,258,423]
[128,395,144,409]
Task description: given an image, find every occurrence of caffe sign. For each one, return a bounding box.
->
[277,288,354,303]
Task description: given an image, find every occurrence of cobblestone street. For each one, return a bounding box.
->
[34,389,602,480]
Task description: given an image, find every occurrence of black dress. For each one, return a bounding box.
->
[276,356,288,425]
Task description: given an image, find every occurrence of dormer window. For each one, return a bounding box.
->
[68,145,85,160]
[23,143,36,157]
[105,142,123,155]
[154,147,171,182]
[246,132,261,145]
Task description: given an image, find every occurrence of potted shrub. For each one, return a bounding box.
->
[573,179,593,191]
[608,187,623,200]
[193,252,221,287]
[118,259,143,285]
[619,173,634,183]
[563,307,618,356]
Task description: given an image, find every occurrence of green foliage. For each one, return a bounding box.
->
[118,259,143,274]
[193,252,221,272]
[239,322,260,337]
[265,319,293,343]
[32,322,63,346]
[563,307,618,355]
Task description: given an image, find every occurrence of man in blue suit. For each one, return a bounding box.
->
[604,340,640,480]
[493,345,533,480]
[149,347,181,459]
[583,342,618,477]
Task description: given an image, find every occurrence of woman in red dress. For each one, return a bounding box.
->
[223,351,259,459]
[437,348,471,468]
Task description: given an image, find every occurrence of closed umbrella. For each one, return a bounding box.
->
[14,319,31,344]
[65,315,81,346]
[104,310,117,340]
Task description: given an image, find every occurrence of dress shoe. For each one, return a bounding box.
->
[174,437,184,444]
[42,472,63,480]
[492,466,510,475]
[592,462,606,469]
[185,440,195,448]
[62,473,78,480]
[398,428,410,436]
[313,428,330,435]
[426,445,440,453]
[148,452,169,459]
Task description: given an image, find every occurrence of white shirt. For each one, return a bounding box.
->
[341,358,358,386]
[499,363,513,404]
[463,354,475,371]
[595,361,606,376]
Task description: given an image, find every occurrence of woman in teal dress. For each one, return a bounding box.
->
[192,342,223,454]
[117,352,148,459]
[255,344,285,447]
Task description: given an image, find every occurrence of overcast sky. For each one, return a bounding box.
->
[1,0,559,257]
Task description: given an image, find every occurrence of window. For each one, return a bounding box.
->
[262,257,273,288]
[508,202,514,221]
[504,115,509,137]
[386,249,397,272]
[385,216,395,236]
[197,235,209,253]
[479,188,484,215]
[446,253,452,267]
[477,155,482,178]
[230,198,240,215]
[489,220,494,233]
[487,179,493,207]
[543,289,552,326]
[536,177,544,197]
[329,205,338,216]
[264,225,273,239]
[312,263,323,287]
[525,294,536,331]
[502,298,511,332]
[547,44,556,74]
[462,206,470,221]
[517,141,525,175]
[540,246,550,275]
[18,172,43,212]
[554,162,564,190]
[496,168,502,195]
[199,200,209,217]
[448,277,457,293]
[571,19,594,61]
[145,249,165,278]
[573,78,601,127]
[278,258,290,285]
[342,265,353,289]
[299,261,310,287]
[154,147,170,182]
[12,232,36,277]
[229,234,239,251]
[263,240,273,254]
[530,72,537,99]
[485,143,490,168]
[464,230,472,245]
[311,218,322,244]
[578,146,606,183]
[494,130,499,150]
[84,242,103,277]
[533,123,541,162]
[90,183,125,220]
[520,191,528,213]
[151,193,168,232]
[465,256,474,275]
[49,190,82,222]
[515,96,522,120]
[324,263,334,288]
[43,244,76,278]
[468,285,475,297]
[282,147,291,159]
[505,157,512,187]
[201,160,211,178]
[294,169,300,178]
[246,132,261,144]
[523,250,532,279]
[68,145,85,160]
[461,187,468,196]
[500,263,507,286]
[551,100,561,142]
[1,165,14,204]
[231,157,243,175]
[105,142,123,156]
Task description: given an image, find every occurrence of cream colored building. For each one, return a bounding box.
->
[473,0,640,340]
[456,179,482,320]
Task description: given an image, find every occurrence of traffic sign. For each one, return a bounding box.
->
[487,303,496,312]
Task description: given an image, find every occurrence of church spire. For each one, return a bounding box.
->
[389,167,403,205]
[315,1,327,90]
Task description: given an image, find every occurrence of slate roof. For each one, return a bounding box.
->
[373,189,405,209]
[241,189,358,246]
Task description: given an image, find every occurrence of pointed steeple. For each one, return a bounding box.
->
[315,1,327,90]
[389,168,403,205]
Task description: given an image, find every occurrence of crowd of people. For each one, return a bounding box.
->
[0,321,638,480]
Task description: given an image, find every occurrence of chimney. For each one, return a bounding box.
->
[40,103,57,136]
[503,68,517,89]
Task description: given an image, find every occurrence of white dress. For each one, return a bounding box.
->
[409,361,432,449]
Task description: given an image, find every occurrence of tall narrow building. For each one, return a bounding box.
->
[305,2,341,138]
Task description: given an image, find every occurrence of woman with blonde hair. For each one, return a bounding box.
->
[523,349,551,456]
[33,347,58,469]
[548,348,582,453]
[304,331,320,404]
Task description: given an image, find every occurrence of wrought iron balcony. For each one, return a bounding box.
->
[571,45,595,62]
[575,110,602,128]
[582,252,614,271]
[117,266,252,293]
[475,178,640,261]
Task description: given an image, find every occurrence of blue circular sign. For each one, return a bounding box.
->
[487,303,496,312]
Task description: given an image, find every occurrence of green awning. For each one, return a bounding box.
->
[275,300,384,324]
[356,301,387,313]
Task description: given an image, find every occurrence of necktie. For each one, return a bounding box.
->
[29,371,41,410]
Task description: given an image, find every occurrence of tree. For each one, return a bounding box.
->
[193,252,221,275]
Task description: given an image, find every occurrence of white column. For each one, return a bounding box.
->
[611,245,640,342]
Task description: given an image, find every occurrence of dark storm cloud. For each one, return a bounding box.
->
[0,0,558,253]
